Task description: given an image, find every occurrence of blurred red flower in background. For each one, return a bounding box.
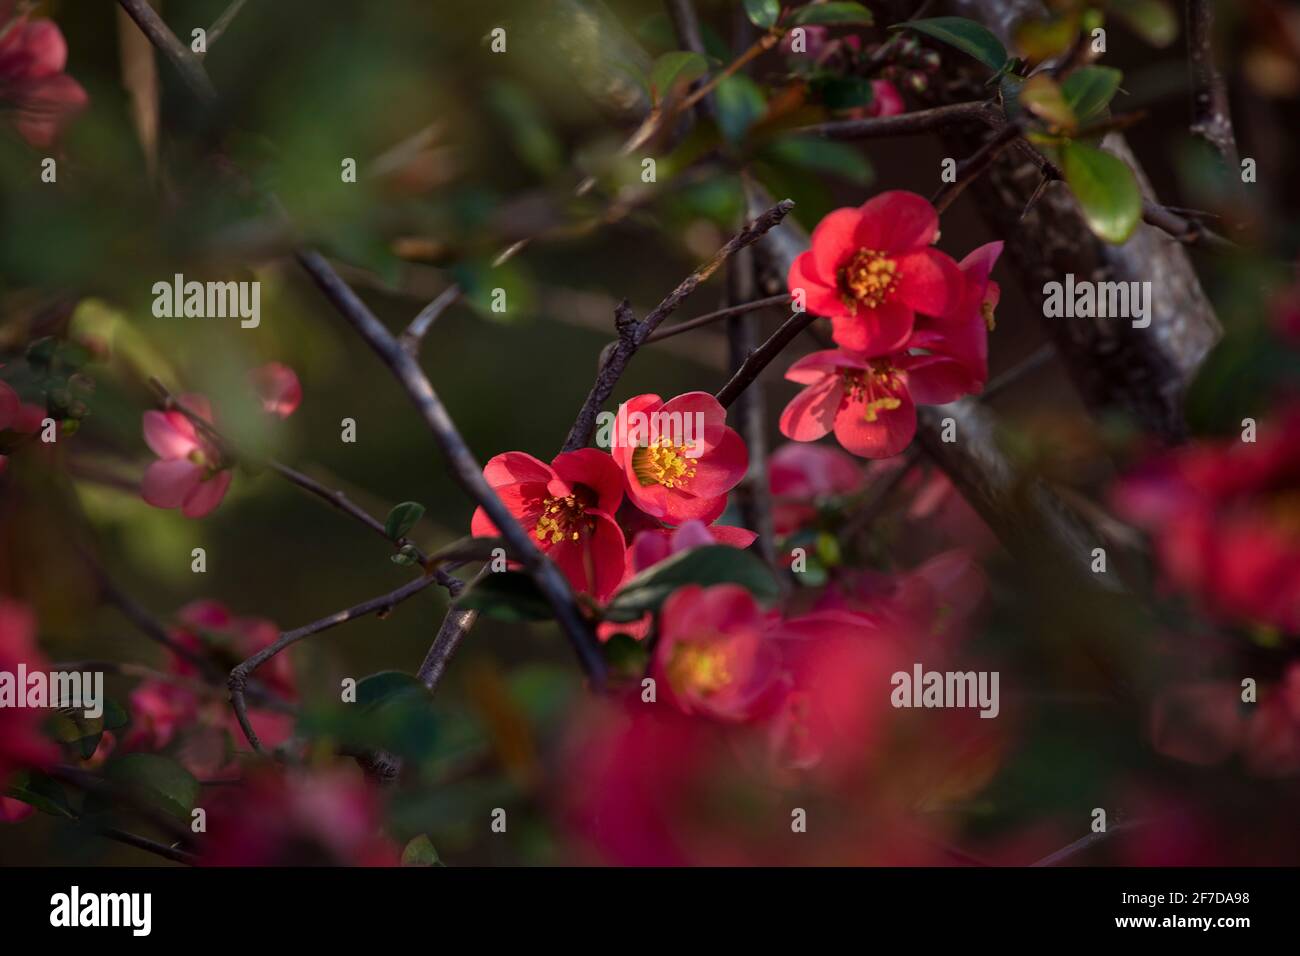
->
[0,1,88,147]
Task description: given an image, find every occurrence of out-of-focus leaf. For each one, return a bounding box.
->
[1019,75,1077,130]
[1061,141,1142,244]
[102,698,129,731]
[651,50,709,102]
[603,633,649,677]
[383,501,424,541]
[402,834,445,866]
[811,74,876,111]
[456,571,553,621]
[895,16,1008,71]
[485,81,563,177]
[1062,66,1122,125]
[105,754,199,820]
[115,5,159,178]
[714,74,767,144]
[605,545,780,620]
[4,772,76,819]
[743,0,781,29]
[792,2,874,26]
[356,671,425,710]
[1012,14,1080,63]
[1111,0,1178,47]
[764,136,873,185]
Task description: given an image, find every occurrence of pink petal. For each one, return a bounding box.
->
[483,451,554,489]
[829,299,913,354]
[142,410,199,459]
[833,389,916,459]
[19,21,68,77]
[809,207,864,280]
[788,252,845,319]
[250,362,302,419]
[181,470,232,518]
[552,448,625,515]
[141,459,204,509]
[784,349,865,384]
[702,524,759,549]
[659,391,727,452]
[899,354,981,406]
[780,378,840,442]
[661,489,729,525]
[687,427,748,498]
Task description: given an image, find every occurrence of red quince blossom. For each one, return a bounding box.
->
[0,599,58,793]
[249,362,302,419]
[779,338,984,458]
[653,583,783,723]
[1112,403,1300,634]
[608,391,748,525]
[472,448,627,601]
[140,394,232,518]
[768,441,864,535]
[200,767,397,866]
[788,191,964,352]
[0,379,44,474]
[910,240,1003,386]
[0,2,88,147]
[865,79,905,117]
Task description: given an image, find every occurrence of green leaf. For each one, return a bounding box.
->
[894,16,1008,71]
[101,698,129,731]
[402,834,445,866]
[765,136,874,185]
[456,571,553,621]
[1061,66,1122,125]
[1111,0,1178,48]
[5,772,76,819]
[105,754,199,820]
[356,671,426,710]
[1018,74,1076,130]
[743,0,781,30]
[715,74,767,144]
[1012,14,1080,63]
[791,2,874,26]
[1060,141,1142,244]
[484,80,564,177]
[605,545,780,620]
[651,51,709,102]
[384,501,425,541]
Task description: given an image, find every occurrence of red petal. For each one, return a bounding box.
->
[830,299,913,354]
[552,447,625,515]
[894,247,964,317]
[898,354,981,406]
[659,391,726,451]
[833,388,916,458]
[687,427,747,498]
[483,451,554,489]
[784,349,864,384]
[142,410,198,459]
[779,378,840,442]
[853,191,939,252]
[809,207,863,279]
[182,470,232,518]
[788,252,845,319]
[141,459,203,509]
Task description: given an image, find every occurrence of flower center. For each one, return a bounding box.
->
[187,448,210,469]
[839,248,900,311]
[842,361,903,423]
[981,298,997,331]
[631,438,698,489]
[667,640,732,697]
[533,493,593,545]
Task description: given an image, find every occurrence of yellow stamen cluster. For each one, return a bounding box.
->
[632,438,697,489]
[843,362,903,423]
[668,641,732,696]
[981,299,997,331]
[534,494,591,545]
[840,248,900,311]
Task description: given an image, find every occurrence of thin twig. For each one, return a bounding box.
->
[980,343,1056,402]
[563,200,795,451]
[930,121,1022,214]
[714,310,818,408]
[116,0,217,104]
[1186,0,1240,171]
[204,0,250,50]
[227,574,440,753]
[400,284,462,356]
[795,100,997,140]
[645,293,789,343]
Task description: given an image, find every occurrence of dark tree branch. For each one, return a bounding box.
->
[204,0,250,50]
[116,0,218,104]
[645,293,789,343]
[400,284,462,356]
[1186,0,1240,171]
[714,310,817,408]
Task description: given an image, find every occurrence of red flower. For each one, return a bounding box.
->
[909,240,1003,386]
[768,441,864,535]
[608,391,748,524]
[0,3,88,147]
[779,341,983,459]
[863,79,905,117]
[140,395,232,518]
[249,362,302,419]
[627,518,757,571]
[788,191,963,352]
[472,449,627,601]
[0,600,58,789]
[1112,404,1300,635]
[653,583,783,723]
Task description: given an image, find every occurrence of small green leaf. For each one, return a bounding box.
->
[743,0,781,30]
[5,772,76,819]
[1012,14,1080,63]
[606,545,780,620]
[456,571,553,621]
[356,671,426,710]
[894,16,1008,71]
[791,2,874,26]
[715,74,767,144]
[101,698,129,731]
[384,501,425,541]
[1061,140,1142,244]
[105,754,199,820]
[651,51,709,102]
[1019,74,1077,130]
[603,633,650,677]
[1061,66,1122,125]
[811,74,876,111]
[402,834,445,866]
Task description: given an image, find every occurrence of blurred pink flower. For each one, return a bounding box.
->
[140,394,232,519]
[249,362,302,419]
[0,599,58,794]
[0,2,88,147]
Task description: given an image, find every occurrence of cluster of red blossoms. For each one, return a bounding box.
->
[472,391,751,602]
[783,191,1001,458]
[0,0,87,147]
